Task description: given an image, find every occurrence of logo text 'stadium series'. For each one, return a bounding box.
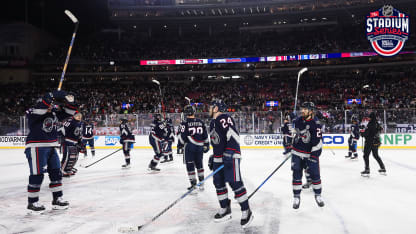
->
[366,5,409,57]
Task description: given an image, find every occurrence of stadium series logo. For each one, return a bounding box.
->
[366,5,409,57]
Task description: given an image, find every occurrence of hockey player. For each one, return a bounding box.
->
[360,112,386,176]
[82,119,95,158]
[346,115,360,160]
[61,112,84,177]
[280,112,292,156]
[161,117,174,163]
[208,99,253,228]
[120,118,135,168]
[291,102,324,209]
[177,105,209,191]
[24,90,77,212]
[302,110,324,189]
[148,114,166,171]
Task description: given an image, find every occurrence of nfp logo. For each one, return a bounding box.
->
[105,136,120,146]
[366,5,409,57]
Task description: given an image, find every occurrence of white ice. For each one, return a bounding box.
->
[0,148,415,234]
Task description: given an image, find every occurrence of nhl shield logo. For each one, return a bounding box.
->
[366,5,409,57]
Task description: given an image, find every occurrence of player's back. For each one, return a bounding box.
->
[184,118,208,146]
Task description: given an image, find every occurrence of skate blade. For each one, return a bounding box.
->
[361,174,370,178]
[242,215,254,228]
[27,210,45,215]
[147,168,161,173]
[214,214,232,223]
[118,226,138,233]
[52,205,69,210]
[379,172,387,176]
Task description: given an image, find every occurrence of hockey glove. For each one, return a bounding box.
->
[208,155,213,171]
[203,143,210,153]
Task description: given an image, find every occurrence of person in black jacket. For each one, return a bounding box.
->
[360,112,386,177]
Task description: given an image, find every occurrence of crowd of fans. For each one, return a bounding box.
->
[1,67,416,134]
[2,68,416,115]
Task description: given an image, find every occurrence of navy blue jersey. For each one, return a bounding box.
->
[61,117,83,145]
[177,118,208,148]
[209,113,241,157]
[25,99,76,148]
[150,119,167,141]
[82,122,94,140]
[350,124,360,140]
[291,116,322,158]
[120,123,135,142]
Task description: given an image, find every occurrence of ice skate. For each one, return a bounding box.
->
[214,200,232,222]
[361,169,370,177]
[378,168,387,175]
[293,196,300,209]
[302,181,311,189]
[52,197,69,210]
[27,202,46,214]
[241,209,254,228]
[315,195,325,207]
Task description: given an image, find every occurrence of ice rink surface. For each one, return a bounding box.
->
[0,148,415,234]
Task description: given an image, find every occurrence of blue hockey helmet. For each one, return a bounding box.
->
[210,99,227,112]
[301,102,316,111]
[184,105,196,116]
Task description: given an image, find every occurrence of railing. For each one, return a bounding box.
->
[4,109,416,136]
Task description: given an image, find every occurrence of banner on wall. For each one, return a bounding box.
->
[1,134,416,149]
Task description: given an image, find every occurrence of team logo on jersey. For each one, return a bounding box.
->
[210,130,220,145]
[42,117,56,133]
[300,129,311,144]
[366,5,409,57]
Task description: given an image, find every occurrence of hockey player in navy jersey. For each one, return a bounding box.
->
[208,99,253,228]
[291,102,324,209]
[148,114,167,171]
[177,105,209,191]
[24,90,77,212]
[82,119,95,158]
[120,118,135,168]
[281,112,292,156]
[60,112,84,177]
[161,117,174,163]
[346,115,360,160]
[302,110,324,189]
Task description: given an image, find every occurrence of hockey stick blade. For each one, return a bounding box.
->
[118,165,224,232]
[64,10,78,23]
[152,79,160,85]
[298,67,308,77]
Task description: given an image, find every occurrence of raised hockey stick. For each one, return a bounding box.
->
[248,154,291,199]
[58,10,79,91]
[152,79,166,119]
[118,165,225,233]
[185,96,191,104]
[82,148,122,168]
[293,67,308,114]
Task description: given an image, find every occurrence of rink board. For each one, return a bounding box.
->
[1,134,415,149]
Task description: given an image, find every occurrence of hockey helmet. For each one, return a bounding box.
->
[301,102,316,111]
[210,99,227,112]
[184,105,196,116]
